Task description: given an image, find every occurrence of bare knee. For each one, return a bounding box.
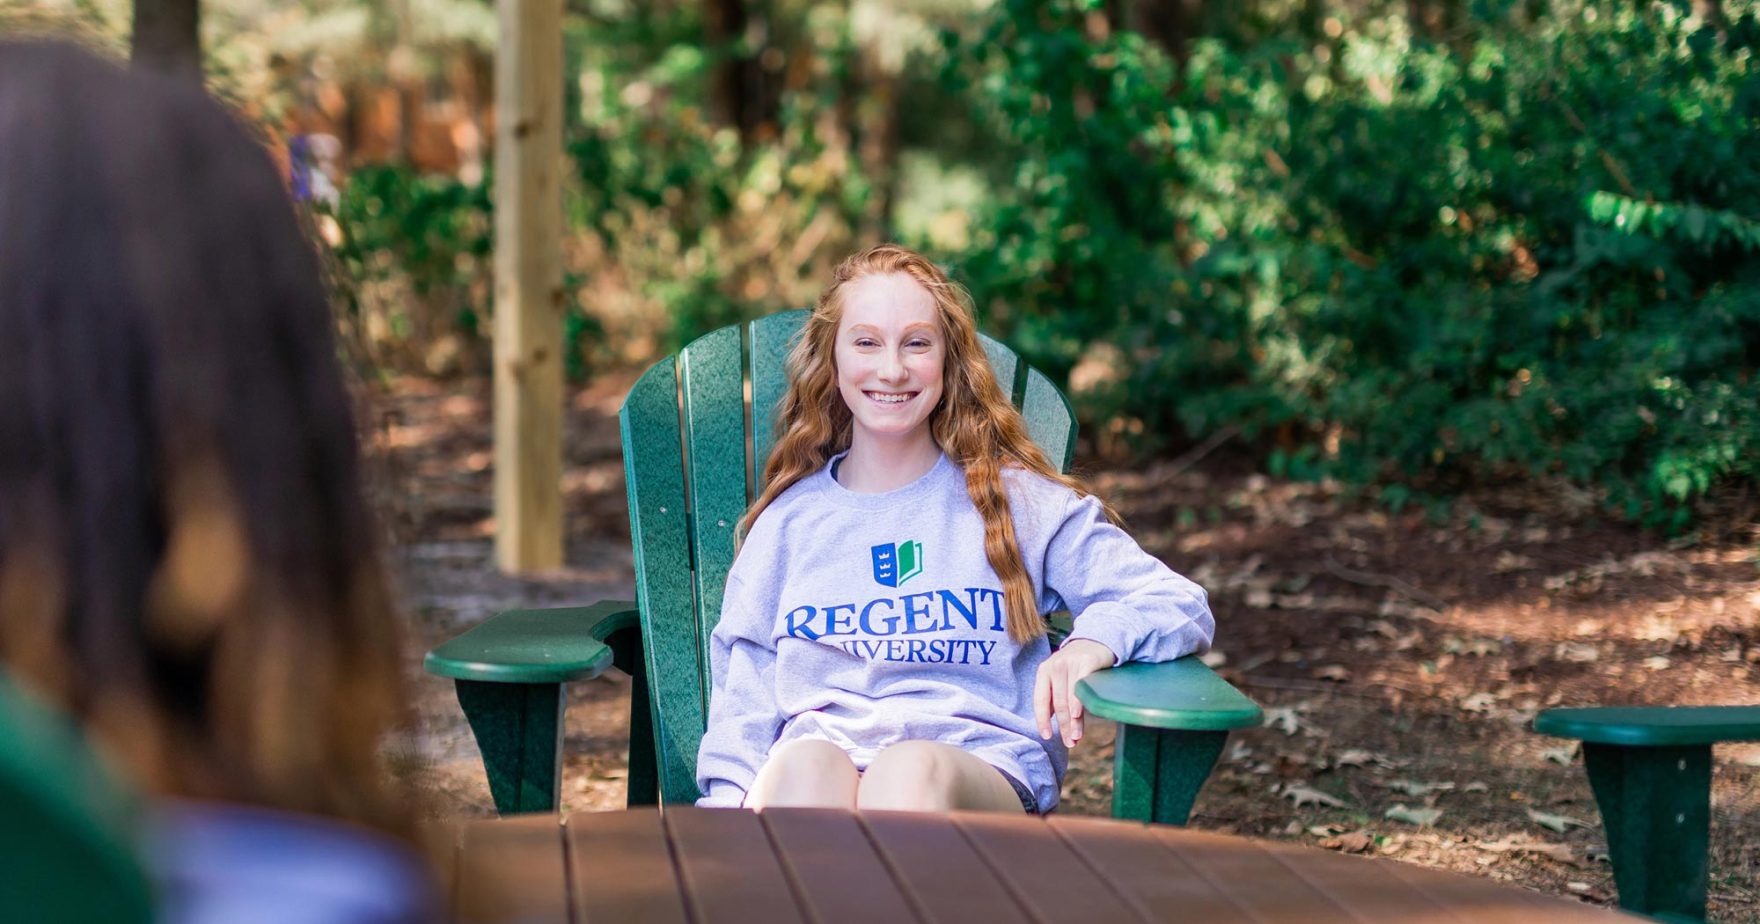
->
[747,739,857,810]
[857,741,960,812]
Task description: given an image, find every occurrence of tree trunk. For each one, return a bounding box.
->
[131,0,202,83]
[705,0,773,143]
[1126,0,1205,65]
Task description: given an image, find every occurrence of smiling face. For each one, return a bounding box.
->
[833,272,946,450]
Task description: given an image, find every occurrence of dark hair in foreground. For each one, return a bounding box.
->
[0,43,410,833]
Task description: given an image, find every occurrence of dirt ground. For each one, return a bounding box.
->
[372,373,1760,922]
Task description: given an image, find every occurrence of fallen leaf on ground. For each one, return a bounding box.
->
[1313,664,1351,682]
[1444,636,1503,656]
[1459,692,1498,713]
[1333,749,1375,768]
[1526,808,1591,832]
[1477,837,1576,863]
[1307,823,1347,837]
[1320,830,1377,853]
[1492,552,1534,573]
[1463,782,1489,793]
[1540,744,1580,765]
[1643,655,1671,670]
[1263,707,1301,736]
[1386,779,1456,796]
[1385,804,1443,827]
[1554,641,1601,662]
[1281,784,1347,808]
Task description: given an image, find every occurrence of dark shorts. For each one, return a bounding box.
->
[995,768,1042,815]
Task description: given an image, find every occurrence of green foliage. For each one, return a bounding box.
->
[313,2,882,370]
[943,0,1760,528]
[322,164,492,373]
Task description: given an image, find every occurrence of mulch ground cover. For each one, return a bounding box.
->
[372,374,1760,921]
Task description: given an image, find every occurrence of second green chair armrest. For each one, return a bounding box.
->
[1534,705,1760,747]
[1076,657,1263,731]
[424,600,640,684]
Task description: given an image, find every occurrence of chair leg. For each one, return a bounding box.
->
[1112,725,1228,825]
[606,626,658,806]
[1582,742,1711,922]
[455,680,564,815]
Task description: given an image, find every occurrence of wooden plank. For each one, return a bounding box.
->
[977,332,1023,405]
[666,807,807,924]
[748,310,806,487]
[1047,815,1251,923]
[760,809,918,923]
[1369,852,1633,922]
[453,814,568,923]
[621,359,706,804]
[1247,839,1472,922]
[1149,827,1359,923]
[681,325,750,696]
[491,0,563,572]
[954,811,1140,924]
[566,808,689,924]
[422,824,461,920]
[858,810,1023,924]
[1019,367,1076,472]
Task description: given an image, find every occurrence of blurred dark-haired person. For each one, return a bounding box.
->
[0,42,433,922]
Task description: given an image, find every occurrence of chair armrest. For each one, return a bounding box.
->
[423,600,639,684]
[1534,705,1760,747]
[1075,657,1262,731]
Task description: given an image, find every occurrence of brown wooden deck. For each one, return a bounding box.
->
[437,807,1640,923]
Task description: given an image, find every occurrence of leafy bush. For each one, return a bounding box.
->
[323,165,492,375]
[944,0,1760,528]
[322,9,876,372]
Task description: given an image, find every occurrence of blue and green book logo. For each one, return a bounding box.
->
[871,540,923,587]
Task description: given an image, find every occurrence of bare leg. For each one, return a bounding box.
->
[745,738,859,810]
[856,740,1024,813]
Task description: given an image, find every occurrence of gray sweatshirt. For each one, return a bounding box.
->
[694,451,1214,813]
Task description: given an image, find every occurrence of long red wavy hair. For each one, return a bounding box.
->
[737,244,1115,643]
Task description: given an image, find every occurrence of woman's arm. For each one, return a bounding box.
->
[694,572,788,808]
[1033,490,1216,746]
[1047,492,1215,665]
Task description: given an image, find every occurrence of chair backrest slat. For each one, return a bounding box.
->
[1021,367,1076,471]
[623,313,1077,804]
[679,326,750,702]
[979,337,1023,404]
[748,310,805,486]
[619,360,705,802]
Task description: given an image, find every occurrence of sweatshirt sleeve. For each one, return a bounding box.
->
[694,570,786,808]
[1044,492,1214,665]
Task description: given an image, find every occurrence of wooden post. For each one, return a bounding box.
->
[493,0,564,571]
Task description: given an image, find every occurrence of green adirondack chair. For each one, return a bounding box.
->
[1533,705,1760,923]
[427,310,1262,821]
[0,671,154,924]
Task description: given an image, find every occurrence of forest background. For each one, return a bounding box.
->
[9,0,1759,531]
[8,1,1760,913]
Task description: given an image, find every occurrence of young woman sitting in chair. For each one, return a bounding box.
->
[695,245,1215,815]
